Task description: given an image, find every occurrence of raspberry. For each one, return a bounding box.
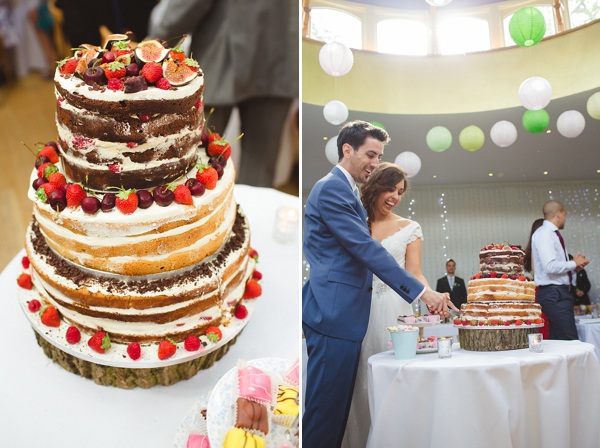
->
[66,326,81,344]
[184,335,201,351]
[21,256,30,269]
[126,142,137,149]
[252,270,262,280]
[156,77,171,90]
[107,78,125,91]
[127,342,141,360]
[108,164,121,173]
[28,300,41,312]
[139,114,150,122]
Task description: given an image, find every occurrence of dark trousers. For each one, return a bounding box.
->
[303,324,362,448]
[536,285,579,340]
[206,97,293,187]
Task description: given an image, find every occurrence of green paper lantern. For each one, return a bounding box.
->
[587,92,600,120]
[509,7,546,47]
[369,121,386,131]
[523,109,549,134]
[426,126,452,152]
[459,125,484,152]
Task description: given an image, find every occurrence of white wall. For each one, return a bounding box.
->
[302,179,600,303]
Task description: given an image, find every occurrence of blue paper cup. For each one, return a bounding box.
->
[389,329,419,360]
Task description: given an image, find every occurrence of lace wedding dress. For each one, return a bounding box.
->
[341,221,423,448]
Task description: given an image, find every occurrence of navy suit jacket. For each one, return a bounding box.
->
[302,167,424,342]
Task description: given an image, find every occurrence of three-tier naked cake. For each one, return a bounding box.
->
[455,244,543,351]
[15,36,263,387]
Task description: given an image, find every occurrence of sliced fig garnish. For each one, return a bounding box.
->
[162,59,197,86]
[135,40,170,63]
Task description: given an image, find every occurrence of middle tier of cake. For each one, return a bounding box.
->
[467,277,535,302]
[460,301,542,325]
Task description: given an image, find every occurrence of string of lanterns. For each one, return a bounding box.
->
[318,6,598,181]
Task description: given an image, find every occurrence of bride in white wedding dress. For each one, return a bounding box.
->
[341,162,434,448]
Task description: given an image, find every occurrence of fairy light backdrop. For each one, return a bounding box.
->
[302,179,600,304]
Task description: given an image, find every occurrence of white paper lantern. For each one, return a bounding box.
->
[325,136,339,165]
[323,100,349,125]
[319,42,354,77]
[490,120,518,147]
[518,77,552,110]
[557,110,585,138]
[394,151,421,178]
[587,92,600,120]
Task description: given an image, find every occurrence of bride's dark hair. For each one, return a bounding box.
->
[360,162,409,232]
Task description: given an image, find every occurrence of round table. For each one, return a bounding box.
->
[0,185,299,448]
[576,317,600,356]
[367,340,600,448]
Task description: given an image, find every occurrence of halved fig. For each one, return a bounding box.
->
[103,34,129,50]
[162,59,197,86]
[116,53,133,66]
[135,39,170,63]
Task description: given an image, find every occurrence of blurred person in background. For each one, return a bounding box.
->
[149,0,298,187]
[569,254,591,307]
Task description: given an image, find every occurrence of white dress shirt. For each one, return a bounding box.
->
[447,275,454,291]
[531,220,577,286]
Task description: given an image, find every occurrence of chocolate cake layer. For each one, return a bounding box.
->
[56,105,203,143]
[55,78,203,115]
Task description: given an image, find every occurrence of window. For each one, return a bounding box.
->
[437,17,491,55]
[377,19,428,55]
[310,8,363,50]
[503,5,556,47]
[568,0,600,28]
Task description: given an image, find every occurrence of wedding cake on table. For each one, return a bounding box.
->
[455,244,543,351]
[15,36,262,388]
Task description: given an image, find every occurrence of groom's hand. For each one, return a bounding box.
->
[420,288,450,316]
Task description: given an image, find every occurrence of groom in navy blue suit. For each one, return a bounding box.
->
[302,121,451,448]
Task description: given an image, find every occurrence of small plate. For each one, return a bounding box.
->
[173,391,211,448]
[416,347,438,354]
[207,357,296,448]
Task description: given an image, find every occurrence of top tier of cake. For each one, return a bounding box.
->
[479,243,525,276]
[54,40,204,191]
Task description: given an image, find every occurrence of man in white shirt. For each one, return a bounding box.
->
[532,200,589,339]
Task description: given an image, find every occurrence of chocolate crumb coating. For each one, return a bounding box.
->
[235,398,269,434]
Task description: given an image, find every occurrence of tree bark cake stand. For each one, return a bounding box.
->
[17,283,258,389]
[456,324,544,351]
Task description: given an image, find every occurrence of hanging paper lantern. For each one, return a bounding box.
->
[425,0,453,6]
[587,92,600,120]
[459,126,485,151]
[369,121,386,131]
[518,77,552,110]
[325,136,339,165]
[557,110,585,138]
[426,126,452,152]
[490,121,518,147]
[319,42,354,77]
[323,100,349,125]
[394,152,421,178]
[509,7,546,47]
[522,109,549,134]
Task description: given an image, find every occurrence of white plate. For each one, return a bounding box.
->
[207,357,295,448]
[454,323,544,330]
[173,391,211,448]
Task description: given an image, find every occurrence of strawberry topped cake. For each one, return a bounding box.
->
[455,244,543,351]
[16,35,262,387]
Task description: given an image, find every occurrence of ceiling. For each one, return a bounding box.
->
[348,0,508,10]
[302,87,600,189]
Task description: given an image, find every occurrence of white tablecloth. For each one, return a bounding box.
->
[0,185,299,448]
[576,318,600,356]
[367,341,600,448]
